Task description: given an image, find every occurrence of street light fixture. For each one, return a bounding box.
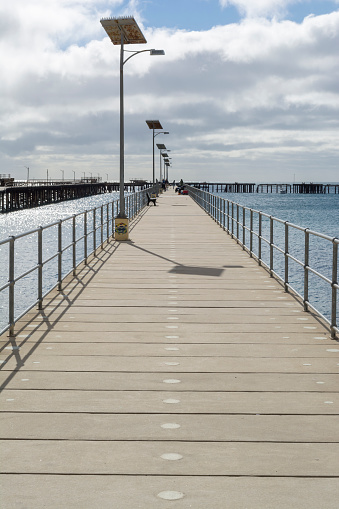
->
[101,16,165,240]
[145,120,169,188]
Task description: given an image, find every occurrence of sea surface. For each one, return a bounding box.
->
[0,190,338,333]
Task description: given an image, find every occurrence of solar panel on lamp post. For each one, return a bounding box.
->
[100,16,164,240]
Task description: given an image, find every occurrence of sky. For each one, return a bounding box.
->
[0,0,338,184]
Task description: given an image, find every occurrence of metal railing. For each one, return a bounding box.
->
[0,187,154,336]
[188,186,338,338]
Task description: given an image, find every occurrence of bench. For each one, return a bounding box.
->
[147,193,157,206]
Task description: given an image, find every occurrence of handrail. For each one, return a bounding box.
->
[187,185,338,338]
[0,187,155,336]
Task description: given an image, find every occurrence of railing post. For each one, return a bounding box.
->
[101,205,104,249]
[231,202,234,238]
[84,210,88,265]
[58,220,62,291]
[250,209,253,257]
[93,208,96,256]
[236,204,239,242]
[304,228,310,311]
[270,216,274,277]
[284,222,289,292]
[227,201,230,233]
[242,207,245,249]
[222,199,226,231]
[72,215,76,276]
[38,226,43,309]
[258,212,262,266]
[112,202,114,237]
[331,240,338,339]
[106,204,109,242]
[8,236,15,336]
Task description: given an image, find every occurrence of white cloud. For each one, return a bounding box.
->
[0,2,338,183]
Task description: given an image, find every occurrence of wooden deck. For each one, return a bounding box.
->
[1,189,339,508]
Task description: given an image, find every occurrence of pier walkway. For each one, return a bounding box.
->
[1,189,339,508]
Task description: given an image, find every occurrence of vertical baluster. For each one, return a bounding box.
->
[101,205,104,249]
[242,207,245,249]
[112,201,115,237]
[38,227,43,308]
[223,199,226,231]
[227,201,230,233]
[304,229,309,311]
[93,208,96,256]
[84,210,88,265]
[8,237,15,336]
[106,204,109,241]
[284,222,289,292]
[250,209,253,257]
[72,215,76,275]
[231,202,234,238]
[258,212,262,266]
[270,216,274,277]
[58,220,62,291]
[331,240,338,338]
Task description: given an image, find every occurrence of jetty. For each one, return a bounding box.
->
[0,181,151,212]
[1,189,339,508]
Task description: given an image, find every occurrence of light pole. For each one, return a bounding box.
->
[156,143,166,182]
[164,161,171,181]
[60,170,64,181]
[73,171,76,182]
[101,16,165,241]
[46,169,48,183]
[145,120,168,188]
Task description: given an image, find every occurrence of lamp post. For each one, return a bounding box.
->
[156,143,166,182]
[164,161,171,181]
[101,16,165,240]
[145,120,168,189]
[60,170,64,182]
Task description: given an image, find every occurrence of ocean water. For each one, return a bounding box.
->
[213,191,339,324]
